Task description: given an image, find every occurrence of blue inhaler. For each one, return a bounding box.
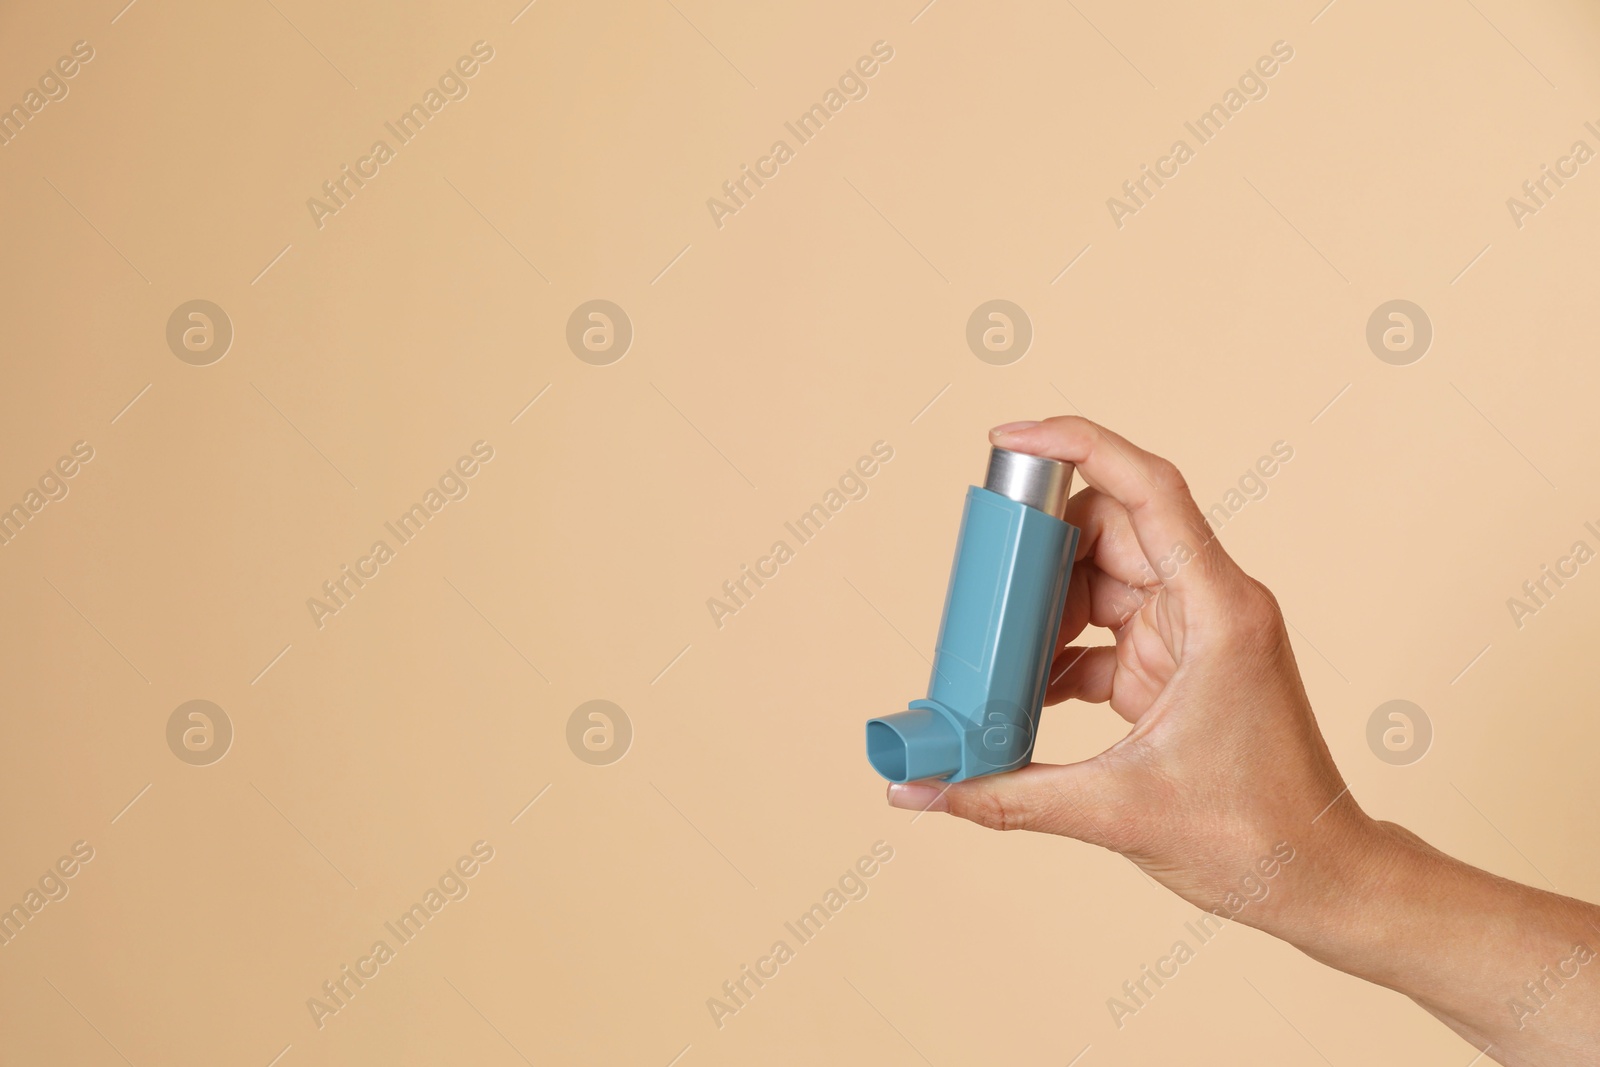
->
[866,447,1079,784]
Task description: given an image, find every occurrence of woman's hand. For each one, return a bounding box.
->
[886,416,1600,1067]
[888,416,1366,923]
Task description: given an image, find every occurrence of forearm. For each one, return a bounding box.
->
[1264,815,1600,1066]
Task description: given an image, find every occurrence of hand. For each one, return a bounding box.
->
[885,416,1600,1067]
[888,416,1366,927]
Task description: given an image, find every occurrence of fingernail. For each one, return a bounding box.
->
[990,421,1040,438]
[887,782,948,812]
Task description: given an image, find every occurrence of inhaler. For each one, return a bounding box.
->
[865,447,1079,783]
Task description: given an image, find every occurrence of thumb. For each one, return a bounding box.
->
[888,758,1123,843]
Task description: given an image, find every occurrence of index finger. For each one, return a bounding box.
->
[990,416,1227,594]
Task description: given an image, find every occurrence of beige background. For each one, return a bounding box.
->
[3,0,1599,1063]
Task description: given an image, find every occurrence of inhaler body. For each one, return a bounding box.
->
[865,448,1078,784]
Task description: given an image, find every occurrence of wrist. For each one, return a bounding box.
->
[1256,808,1600,1049]
[1264,812,1437,977]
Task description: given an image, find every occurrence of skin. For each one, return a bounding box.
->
[886,416,1600,1066]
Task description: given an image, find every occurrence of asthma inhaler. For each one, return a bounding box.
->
[865,447,1079,783]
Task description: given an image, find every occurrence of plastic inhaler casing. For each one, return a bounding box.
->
[865,447,1079,784]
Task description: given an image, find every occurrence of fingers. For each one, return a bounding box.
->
[1063,488,1161,592]
[1045,644,1117,705]
[1056,540,1154,654]
[887,759,1120,844]
[1080,558,1156,632]
[993,417,1232,595]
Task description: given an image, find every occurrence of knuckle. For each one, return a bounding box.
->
[1151,458,1190,497]
[1250,579,1282,613]
[956,789,1027,833]
[1221,582,1284,642]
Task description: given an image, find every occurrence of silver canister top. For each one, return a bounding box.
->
[984,447,1074,519]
